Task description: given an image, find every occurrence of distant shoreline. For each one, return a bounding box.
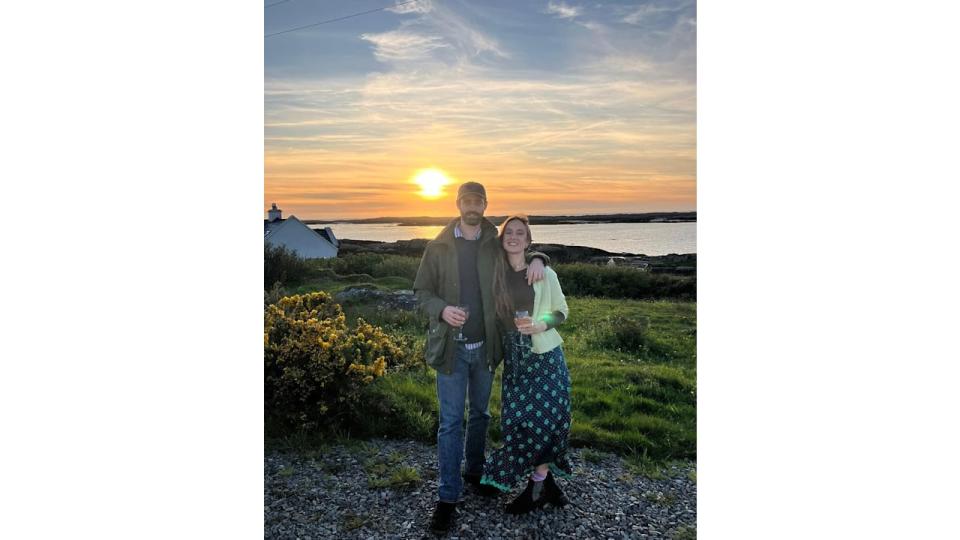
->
[302,211,695,227]
[336,238,696,272]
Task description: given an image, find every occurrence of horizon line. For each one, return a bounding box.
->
[286,210,697,222]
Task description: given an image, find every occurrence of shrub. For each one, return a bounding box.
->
[555,263,696,300]
[585,315,651,354]
[264,244,311,288]
[350,303,428,335]
[264,282,288,306]
[264,291,416,432]
[330,253,386,276]
[370,256,420,281]
[314,253,421,282]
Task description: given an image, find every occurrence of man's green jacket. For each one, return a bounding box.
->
[413,218,547,375]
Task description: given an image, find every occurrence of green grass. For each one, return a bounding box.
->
[268,265,696,465]
[672,525,697,540]
[626,455,668,480]
[385,466,421,489]
[340,303,426,336]
[580,448,606,464]
[643,490,677,506]
[363,454,422,490]
[265,429,376,454]
[349,295,695,463]
[555,297,696,460]
[280,253,694,300]
[289,274,413,296]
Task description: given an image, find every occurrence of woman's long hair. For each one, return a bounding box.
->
[493,215,534,325]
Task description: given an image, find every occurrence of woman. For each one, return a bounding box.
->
[480,215,573,514]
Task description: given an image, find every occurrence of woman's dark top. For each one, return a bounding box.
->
[499,267,566,331]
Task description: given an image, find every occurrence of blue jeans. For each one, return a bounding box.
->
[436,342,493,503]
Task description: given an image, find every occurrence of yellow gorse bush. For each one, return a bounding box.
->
[264,291,415,430]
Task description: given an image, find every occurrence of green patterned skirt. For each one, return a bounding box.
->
[481,331,573,492]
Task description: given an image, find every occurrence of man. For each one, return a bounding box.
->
[414,181,549,534]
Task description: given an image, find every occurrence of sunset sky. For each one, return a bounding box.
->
[265,0,696,219]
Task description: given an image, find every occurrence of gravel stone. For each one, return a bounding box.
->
[265,440,696,539]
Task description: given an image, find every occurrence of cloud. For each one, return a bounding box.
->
[423,4,509,59]
[622,1,694,25]
[265,70,695,211]
[546,1,582,20]
[360,30,449,62]
[362,3,508,65]
[624,5,663,25]
[593,55,655,74]
[264,1,696,218]
[579,20,604,32]
[388,0,433,15]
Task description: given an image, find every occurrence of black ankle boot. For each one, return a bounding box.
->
[429,501,458,534]
[544,471,569,507]
[504,478,547,515]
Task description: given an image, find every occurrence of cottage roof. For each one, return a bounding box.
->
[264,218,286,238]
[316,228,336,245]
[264,216,337,248]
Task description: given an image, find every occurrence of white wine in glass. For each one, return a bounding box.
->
[514,310,531,330]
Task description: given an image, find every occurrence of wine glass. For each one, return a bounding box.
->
[514,310,530,331]
[454,305,470,342]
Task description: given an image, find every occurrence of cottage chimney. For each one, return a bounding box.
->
[267,203,282,222]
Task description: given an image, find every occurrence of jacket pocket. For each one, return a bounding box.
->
[425,320,449,367]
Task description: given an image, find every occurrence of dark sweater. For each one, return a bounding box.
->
[455,236,485,343]
[499,267,566,331]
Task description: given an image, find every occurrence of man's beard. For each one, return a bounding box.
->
[462,212,482,226]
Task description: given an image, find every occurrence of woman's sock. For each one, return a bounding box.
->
[530,470,547,500]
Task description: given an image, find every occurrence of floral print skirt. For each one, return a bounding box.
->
[481,331,573,492]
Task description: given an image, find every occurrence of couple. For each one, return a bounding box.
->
[413,181,573,534]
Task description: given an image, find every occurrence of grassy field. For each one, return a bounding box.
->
[270,265,696,466]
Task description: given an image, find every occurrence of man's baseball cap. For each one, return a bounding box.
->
[457,181,487,202]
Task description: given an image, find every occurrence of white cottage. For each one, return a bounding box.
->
[264,203,339,259]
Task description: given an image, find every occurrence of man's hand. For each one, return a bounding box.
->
[517,319,547,335]
[441,306,468,327]
[526,257,545,285]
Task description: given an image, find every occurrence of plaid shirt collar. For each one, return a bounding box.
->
[454,222,482,240]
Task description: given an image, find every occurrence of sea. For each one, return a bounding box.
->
[309,222,696,256]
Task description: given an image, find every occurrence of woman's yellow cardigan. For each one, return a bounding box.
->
[530,267,570,353]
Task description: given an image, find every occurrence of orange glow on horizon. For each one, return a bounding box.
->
[264,152,695,219]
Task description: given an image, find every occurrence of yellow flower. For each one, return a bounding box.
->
[373,356,387,377]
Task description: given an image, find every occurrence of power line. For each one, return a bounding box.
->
[265,0,421,38]
[265,0,292,8]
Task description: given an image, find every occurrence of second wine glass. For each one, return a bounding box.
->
[454,305,470,342]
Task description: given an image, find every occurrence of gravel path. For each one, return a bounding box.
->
[265,439,696,539]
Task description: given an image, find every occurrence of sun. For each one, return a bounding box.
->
[412,168,452,199]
